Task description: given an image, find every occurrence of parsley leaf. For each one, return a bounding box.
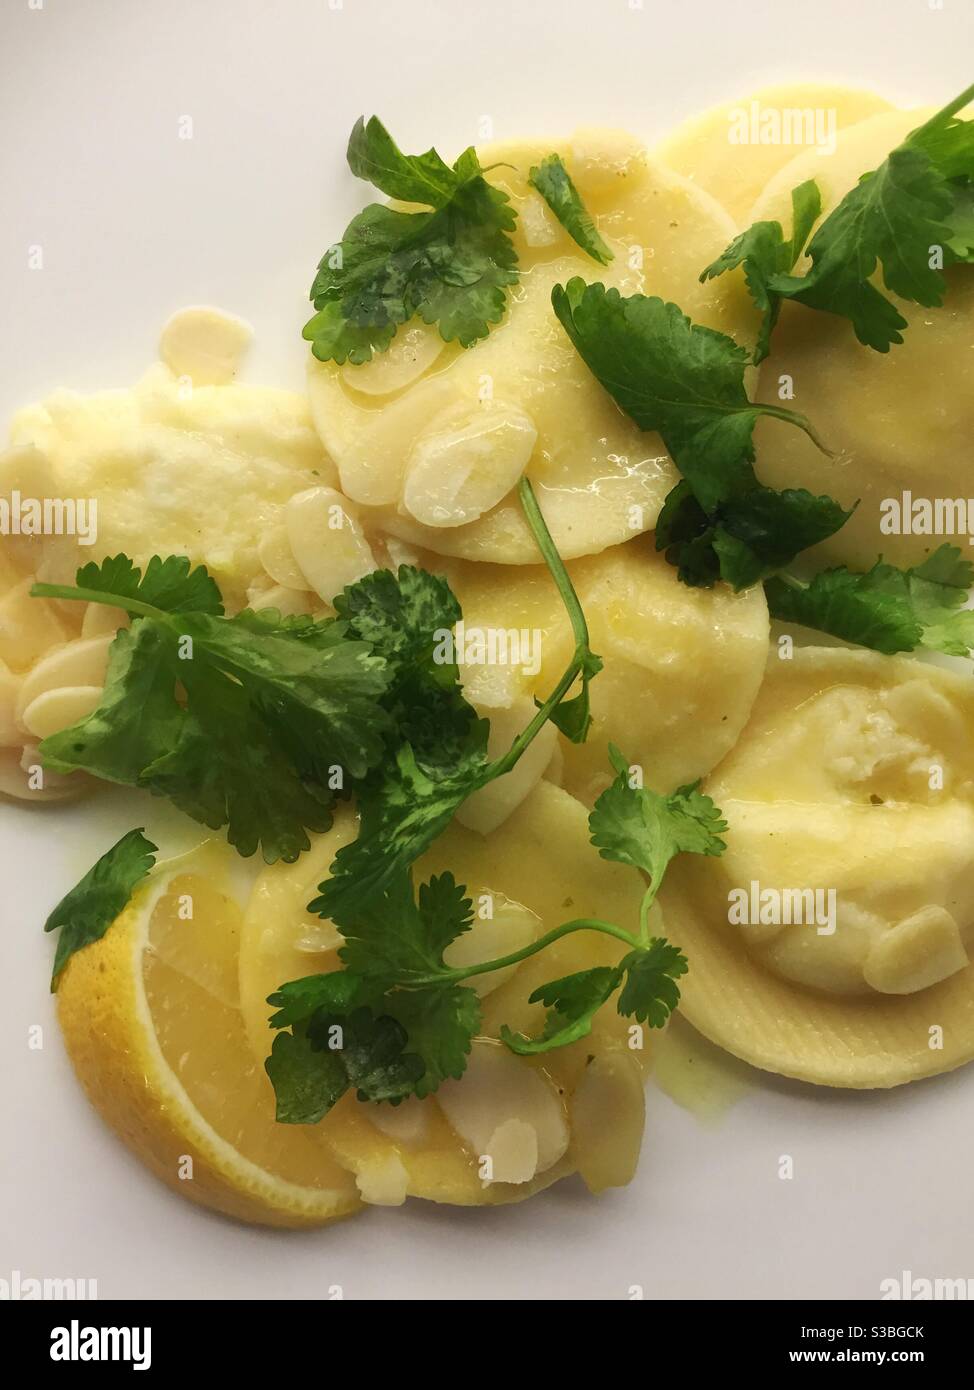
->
[700,179,821,362]
[709,83,974,353]
[765,544,974,656]
[303,117,519,364]
[589,745,727,898]
[528,154,614,265]
[551,278,848,587]
[45,829,157,989]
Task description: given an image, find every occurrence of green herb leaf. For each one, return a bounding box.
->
[709,84,974,353]
[551,278,848,586]
[589,745,727,900]
[45,829,157,989]
[616,940,688,1027]
[765,544,974,656]
[33,557,393,863]
[383,984,481,1096]
[304,117,519,364]
[266,1009,425,1123]
[501,966,623,1055]
[700,179,821,361]
[528,154,614,264]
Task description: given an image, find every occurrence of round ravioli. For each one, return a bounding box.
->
[238,782,652,1206]
[654,82,892,225]
[748,107,974,569]
[307,131,756,565]
[5,365,333,608]
[660,647,974,1087]
[440,532,770,802]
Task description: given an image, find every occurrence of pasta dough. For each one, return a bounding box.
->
[441,533,770,801]
[307,132,756,565]
[660,647,974,1087]
[653,83,893,225]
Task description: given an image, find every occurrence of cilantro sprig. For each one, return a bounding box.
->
[264,486,722,1123]
[31,557,391,863]
[704,82,974,354]
[528,154,614,265]
[550,277,850,588]
[303,116,520,364]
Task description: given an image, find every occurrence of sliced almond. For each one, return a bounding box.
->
[436,1039,569,1179]
[864,905,969,995]
[15,634,112,723]
[158,306,253,386]
[354,1152,410,1206]
[257,524,310,591]
[442,893,540,997]
[484,1118,539,1184]
[571,1049,646,1194]
[341,322,444,396]
[0,745,86,802]
[338,376,463,506]
[284,486,376,603]
[367,1096,433,1146]
[21,684,102,739]
[402,402,537,528]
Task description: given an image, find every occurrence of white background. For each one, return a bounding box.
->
[1,0,973,1300]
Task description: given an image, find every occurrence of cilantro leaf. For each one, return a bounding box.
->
[528,154,613,265]
[710,84,974,353]
[40,622,186,785]
[333,870,473,981]
[303,117,519,364]
[310,737,489,919]
[71,553,224,615]
[333,563,460,684]
[501,966,623,1055]
[45,829,157,988]
[551,278,848,586]
[700,179,821,362]
[266,1010,425,1123]
[34,557,395,863]
[551,278,829,511]
[616,940,688,1027]
[589,745,727,897]
[765,544,974,657]
[656,478,855,590]
[383,984,481,1096]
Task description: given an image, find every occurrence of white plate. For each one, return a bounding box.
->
[2,0,973,1301]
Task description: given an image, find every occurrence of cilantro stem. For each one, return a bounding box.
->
[756,403,832,457]
[416,916,639,986]
[486,477,595,779]
[909,81,974,139]
[30,582,168,623]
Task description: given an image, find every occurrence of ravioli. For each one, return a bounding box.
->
[747,108,974,569]
[441,532,770,801]
[660,647,974,1087]
[307,132,756,565]
[238,782,652,1205]
[653,83,893,224]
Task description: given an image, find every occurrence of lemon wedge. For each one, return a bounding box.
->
[56,842,361,1227]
